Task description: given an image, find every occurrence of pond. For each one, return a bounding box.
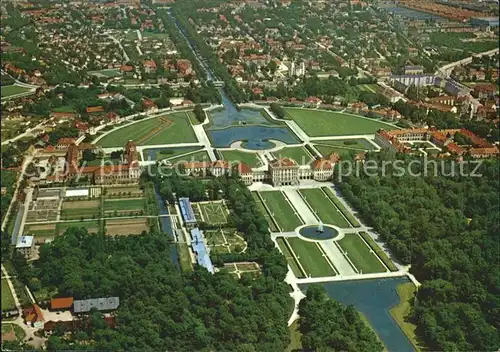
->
[299,277,415,352]
[209,125,300,149]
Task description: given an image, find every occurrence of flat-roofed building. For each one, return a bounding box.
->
[73,297,120,314]
[179,197,197,227]
[16,235,35,259]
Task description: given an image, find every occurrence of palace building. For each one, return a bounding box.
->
[65,140,141,184]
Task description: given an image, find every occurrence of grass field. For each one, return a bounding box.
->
[276,237,304,278]
[104,218,149,236]
[198,202,227,224]
[322,187,361,227]
[143,147,202,161]
[287,237,336,277]
[359,232,398,271]
[88,68,121,78]
[24,223,57,241]
[314,144,360,158]
[285,108,397,137]
[338,234,387,274]
[52,105,77,113]
[2,323,26,342]
[103,198,145,213]
[253,193,278,232]
[357,84,380,94]
[1,279,16,311]
[300,189,351,228]
[390,282,420,351]
[1,85,32,98]
[61,207,101,220]
[220,150,262,167]
[97,112,197,147]
[177,243,193,272]
[274,146,314,164]
[259,191,303,232]
[286,320,303,352]
[166,151,210,165]
[315,138,376,150]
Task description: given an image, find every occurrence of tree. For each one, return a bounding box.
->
[269,103,285,119]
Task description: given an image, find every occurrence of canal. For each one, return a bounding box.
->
[300,277,415,352]
[167,10,299,150]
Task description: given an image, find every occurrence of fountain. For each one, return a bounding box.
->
[317,221,324,233]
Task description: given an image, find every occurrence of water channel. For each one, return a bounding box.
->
[167,10,300,150]
[166,13,415,351]
[300,277,415,352]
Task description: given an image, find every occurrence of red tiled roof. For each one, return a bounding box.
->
[86,106,105,113]
[50,297,74,310]
[57,138,76,145]
[311,159,333,170]
[270,158,297,167]
[120,65,134,72]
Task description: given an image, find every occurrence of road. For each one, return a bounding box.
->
[1,120,46,146]
[108,34,130,62]
[1,155,33,232]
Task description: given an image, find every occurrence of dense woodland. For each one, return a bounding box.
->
[299,284,383,352]
[337,152,499,351]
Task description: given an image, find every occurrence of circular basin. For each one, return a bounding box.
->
[241,140,276,150]
[299,225,339,240]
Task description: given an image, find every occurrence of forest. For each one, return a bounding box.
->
[337,152,499,351]
[299,284,383,351]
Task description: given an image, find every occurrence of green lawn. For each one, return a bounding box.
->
[314,144,360,158]
[315,138,376,150]
[88,68,121,78]
[167,150,210,164]
[357,84,380,94]
[220,150,262,167]
[1,279,16,311]
[2,323,26,341]
[199,202,227,224]
[322,187,361,227]
[286,320,303,352]
[252,193,278,232]
[274,146,314,164]
[143,147,202,161]
[177,243,193,272]
[338,234,387,274]
[97,112,197,147]
[259,191,303,232]
[287,237,336,277]
[359,232,398,271]
[60,208,100,220]
[300,189,351,228]
[390,282,420,351]
[104,198,145,212]
[1,85,32,97]
[52,105,77,113]
[276,237,304,278]
[285,108,398,137]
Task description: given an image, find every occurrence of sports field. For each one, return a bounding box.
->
[1,85,32,98]
[276,237,304,278]
[300,189,351,228]
[338,233,387,274]
[259,191,303,232]
[97,112,197,147]
[285,108,397,137]
[315,138,376,150]
[198,202,228,224]
[220,150,262,167]
[1,279,16,311]
[274,146,314,164]
[287,237,336,277]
